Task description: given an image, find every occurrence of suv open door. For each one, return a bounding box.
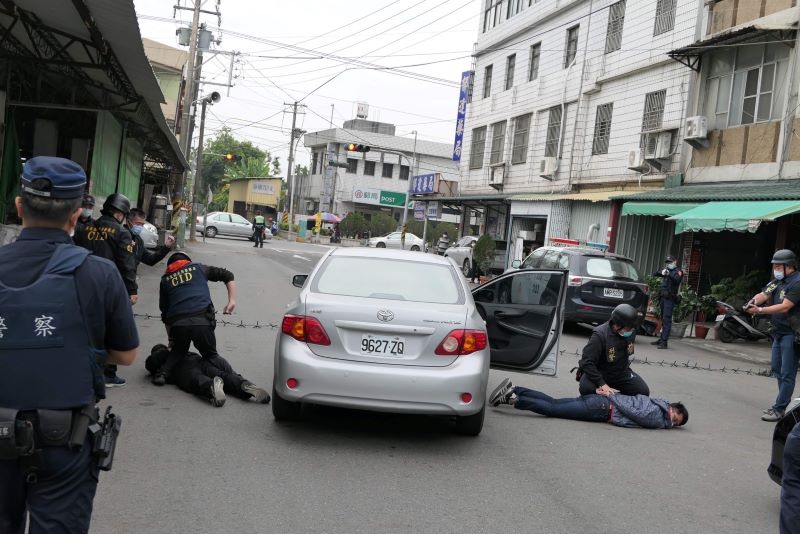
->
[472,269,566,376]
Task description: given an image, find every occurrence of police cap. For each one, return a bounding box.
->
[610,303,638,328]
[83,194,96,208]
[771,249,797,267]
[21,157,86,199]
[665,255,676,263]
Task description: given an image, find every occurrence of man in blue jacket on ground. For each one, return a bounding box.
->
[489,378,688,429]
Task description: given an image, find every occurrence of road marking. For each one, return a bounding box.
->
[293,255,311,262]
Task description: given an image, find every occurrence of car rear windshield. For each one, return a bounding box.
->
[583,257,642,281]
[313,256,463,304]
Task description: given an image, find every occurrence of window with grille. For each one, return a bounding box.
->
[490,121,507,164]
[511,114,531,164]
[564,25,579,68]
[642,90,666,132]
[528,43,541,81]
[654,0,676,36]
[592,103,614,155]
[505,54,516,90]
[364,160,375,176]
[605,1,626,54]
[483,0,505,32]
[382,163,393,178]
[545,106,562,158]
[483,64,493,98]
[507,0,524,19]
[469,126,487,169]
[399,165,409,180]
[346,158,358,174]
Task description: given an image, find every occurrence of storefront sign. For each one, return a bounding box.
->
[414,202,426,221]
[251,180,276,195]
[411,174,437,195]
[352,188,407,208]
[426,201,440,220]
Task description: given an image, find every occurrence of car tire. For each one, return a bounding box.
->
[376,242,386,248]
[718,326,736,343]
[462,259,471,277]
[271,386,301,421]
[205,226,218,238]
[410,245,420,252]
[454,406,484,436]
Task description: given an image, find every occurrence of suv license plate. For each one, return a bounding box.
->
[361,335,405,356]
[603,288,624,299]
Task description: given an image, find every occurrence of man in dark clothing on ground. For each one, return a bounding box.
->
[781,421,800,533]
[145,344,270,406]
[127,208,175,268]
[489,379,688,429]
[577,303,650,397]
[651,255,683,350]
[85,193,137,388]
[153,252,237,385]
[73,193,95,250]
[252,211,266,248]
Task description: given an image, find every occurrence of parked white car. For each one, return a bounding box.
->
[444,236,478,276]
[367,232,424,251]
[139,220,160,249]
[196,211,268,241]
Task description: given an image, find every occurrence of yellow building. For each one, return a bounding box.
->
[227,178,283,220]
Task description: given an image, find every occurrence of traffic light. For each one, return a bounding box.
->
[225,153,241,162]
[346,143,370,153]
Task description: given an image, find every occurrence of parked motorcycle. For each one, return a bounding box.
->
[715,301,772,343]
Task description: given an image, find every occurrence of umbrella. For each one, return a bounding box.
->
[316,212,341,223]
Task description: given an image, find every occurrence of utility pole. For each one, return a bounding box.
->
[399,130,418,250]
[174,0,202,200]
[189,92,220,242]
[285,101,306,239]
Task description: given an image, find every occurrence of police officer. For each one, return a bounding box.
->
[252,211,266,248]
[152,252,236,385]
[73,194,95,250]
[781,421,800,533]
[577,303,650,397]
[90,193,137,387]
[127,207,175,268]
[651,255,683,350]
[0,156,138,534]
[745,249,800,421]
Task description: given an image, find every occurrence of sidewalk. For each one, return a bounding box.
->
[669,336,772,367]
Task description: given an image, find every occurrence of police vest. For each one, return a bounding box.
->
[254,216,265,225]
[0,244,96,411]
[161,262,212,322]
[772,272,800,333]
[594,322,635,375]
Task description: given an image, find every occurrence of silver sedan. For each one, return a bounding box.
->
[366,231,424,251]
[272,247,567,435]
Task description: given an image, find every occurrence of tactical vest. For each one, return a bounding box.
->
[0,244,96,410]
[161,262,212,322]
[772,271,800,333]
[254,215,265,225]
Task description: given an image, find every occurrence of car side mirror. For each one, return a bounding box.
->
[511,260,521,268]
[292,274,308,288]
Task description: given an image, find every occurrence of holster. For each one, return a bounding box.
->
[91,407,121,472]
[570,366,584,383]
[0,408,35,460]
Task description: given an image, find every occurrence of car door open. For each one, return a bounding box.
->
[472,269,566,376]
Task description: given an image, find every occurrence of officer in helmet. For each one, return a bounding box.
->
[73,193,95,250]
[577,303,650,397]
[651,255,684,350]
[0,157,138,533]
[745,249,800,421]
[89,193,137,388]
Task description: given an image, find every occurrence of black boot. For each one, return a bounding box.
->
[657,341,668,349]
[650,340,662,346]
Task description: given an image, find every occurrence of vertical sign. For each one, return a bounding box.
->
[414,201,426,221]
[452,70,473,162]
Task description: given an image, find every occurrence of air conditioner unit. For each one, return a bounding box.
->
[538,157,557,178]
[488,162,506,188]
[643,132,672,161]
[684,115,710,148]
[627,148,648,172]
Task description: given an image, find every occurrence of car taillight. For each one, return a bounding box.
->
[281,314,331,346]
[568,276,583,286]
[435,329,487,356]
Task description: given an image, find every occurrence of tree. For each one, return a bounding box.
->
[370,212,397,237]
[201,127,279,192]
[339,212,368,238]
[225,156,276,181]
[474,234,496,277]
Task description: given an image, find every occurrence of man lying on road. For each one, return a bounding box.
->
[145,344,270,407]
[489,378,688,429]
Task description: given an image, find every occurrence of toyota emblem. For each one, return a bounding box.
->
[377,310,394,322]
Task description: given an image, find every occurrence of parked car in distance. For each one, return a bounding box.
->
[273,247,568,435]
[140,220,160,249]
[444,236,509,276]
[196,211,266,240]
[367,231,424,251]
[510,245,648,325]
[768,397,800,485]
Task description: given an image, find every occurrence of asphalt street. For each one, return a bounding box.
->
[91,237,784,534]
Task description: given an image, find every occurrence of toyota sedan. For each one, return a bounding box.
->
[273,247,567,435]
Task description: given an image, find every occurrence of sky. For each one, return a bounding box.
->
[134,0,481,173]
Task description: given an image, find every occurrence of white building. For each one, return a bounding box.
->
[301,118,459,223]
[460,0,702,269]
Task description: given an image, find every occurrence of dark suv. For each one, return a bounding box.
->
[513,246,648,325]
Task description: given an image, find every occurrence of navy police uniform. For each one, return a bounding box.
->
[655,260,683,347]
[132,232,170,268]
[782,421,800,534]
[88,214,137,297]
[0,157,138,534]
[578,321,650,396]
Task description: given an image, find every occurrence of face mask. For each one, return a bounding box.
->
[130,225,144,236]
[774,270,785,281]
[81,208,92,219]
[620,329,634,338]
[667,263,677,270]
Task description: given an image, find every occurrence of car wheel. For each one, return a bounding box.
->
[410,245,420,252]
[718,326,736,343]
[272,386,301,421]
[205,226,218,238]
[376,242,386,248]
[462,259,471,276]
[454,406,484,436]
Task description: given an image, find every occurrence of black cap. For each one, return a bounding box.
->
[665,255,676,263]
[167,252,192,265]
[611,303,638,328]
[82,194,96,208]
[21,157,86,199]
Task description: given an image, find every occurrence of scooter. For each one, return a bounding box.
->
[715,301,772,343]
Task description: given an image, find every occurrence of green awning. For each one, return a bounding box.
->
[666,201,800,234]
[621,202,701,217]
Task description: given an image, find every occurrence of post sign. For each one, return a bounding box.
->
[352,188,407,208]
[411,174,437,195]
[452,70,473,162]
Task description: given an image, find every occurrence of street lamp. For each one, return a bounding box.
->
[189,91,221,243]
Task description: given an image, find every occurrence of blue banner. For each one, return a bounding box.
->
[411,174,436,195]
[452,70,473,161]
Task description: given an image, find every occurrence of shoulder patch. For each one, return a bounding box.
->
[677,270,683,276]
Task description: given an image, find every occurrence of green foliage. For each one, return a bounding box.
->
[202,128,272,193]
[278,222,299,232]
[405,220,425,238]
[673,286,700,323]
[710,271,766,308]
[369,212,397,237]
[225,156,278,181]
[474,234,496,276]
[646,276,662,319]
[319,228,332,237]
[339,212,368,238]
[698,294,719,318]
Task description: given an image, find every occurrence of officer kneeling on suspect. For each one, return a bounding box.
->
[146,345,269,407]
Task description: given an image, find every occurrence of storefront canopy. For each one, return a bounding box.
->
[621,202,701,217]
[666,201,800,234]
